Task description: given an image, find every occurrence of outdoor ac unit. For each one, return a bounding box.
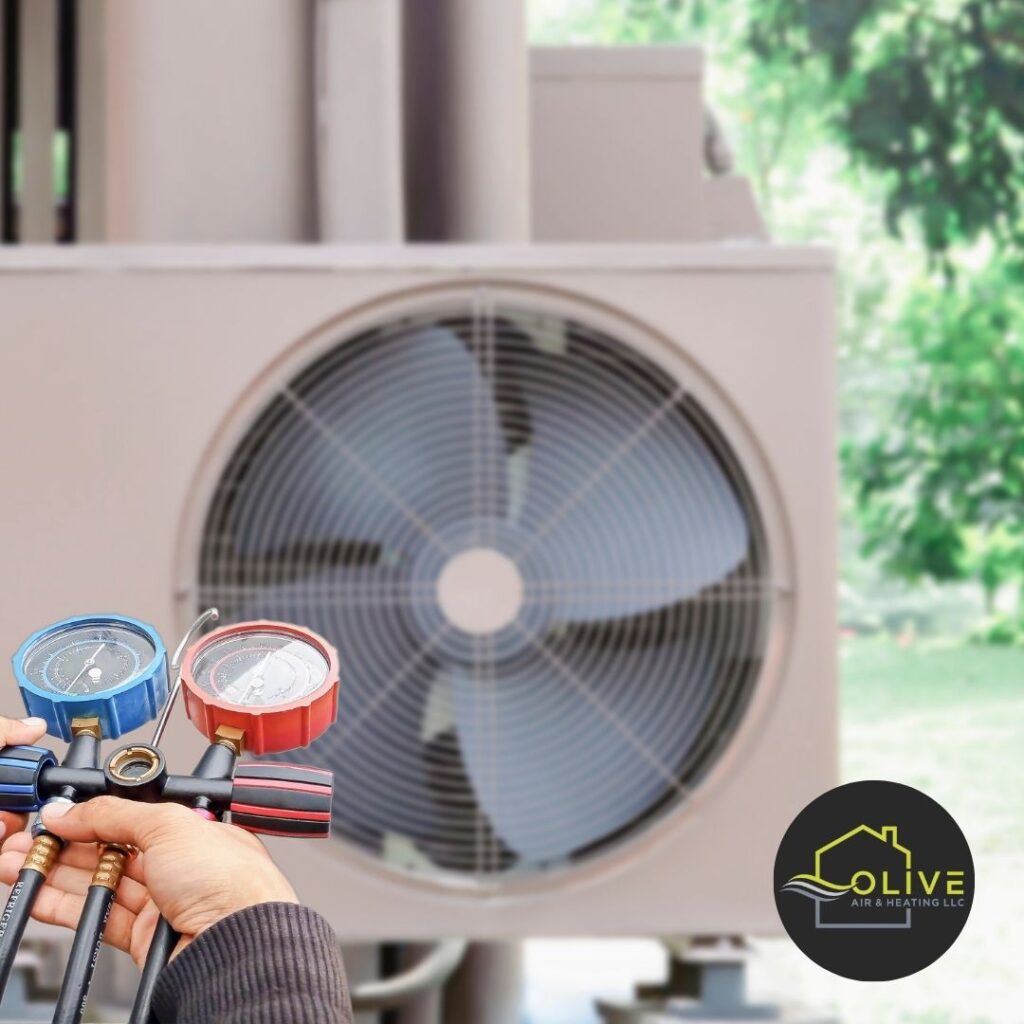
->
[0,244,836,939]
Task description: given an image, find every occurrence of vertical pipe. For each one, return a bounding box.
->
[316,0,404,242]
[56,0,74,241]
[85,0,315,243]
[402,0,446,242]
[444,0,529,241]
[404,0,530,242]
[0,0,9,241]
[394,944,442,1024]
[442,942,523,1024]
[340,943,382,1024]
[1,0,18,241]
[19,0,56,241]
[75,0,106,242]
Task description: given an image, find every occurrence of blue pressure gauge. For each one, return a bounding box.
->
[12,615,168,741]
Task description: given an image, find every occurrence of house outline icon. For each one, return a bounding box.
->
[814,824,913,930]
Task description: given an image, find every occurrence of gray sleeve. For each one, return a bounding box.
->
[152,902,352,1024]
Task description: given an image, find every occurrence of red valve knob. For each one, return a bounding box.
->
[229,762,333,839]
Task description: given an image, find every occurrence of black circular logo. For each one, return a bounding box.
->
[774,780,973,981]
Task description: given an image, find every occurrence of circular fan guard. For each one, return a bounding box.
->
[198,293,775,883]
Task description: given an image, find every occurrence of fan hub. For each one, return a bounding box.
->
[436,548,524,636]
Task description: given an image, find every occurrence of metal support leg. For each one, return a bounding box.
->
[442,942,522,1024]
[597,938,837,1024]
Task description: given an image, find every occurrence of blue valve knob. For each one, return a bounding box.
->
[0,745,57,813]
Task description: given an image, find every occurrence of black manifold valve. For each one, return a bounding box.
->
[0,744,333,838]
[104,743,168,802]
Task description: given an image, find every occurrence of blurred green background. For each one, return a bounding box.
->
[527,2,1024,1021]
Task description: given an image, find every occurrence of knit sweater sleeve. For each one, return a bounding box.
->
[152,902,351,1024]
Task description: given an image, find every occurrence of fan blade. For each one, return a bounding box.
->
[234,325,507,557]
[452,637,715,864]
[517,351,749,622]
[234,573,443,852]
[419,717,519,873]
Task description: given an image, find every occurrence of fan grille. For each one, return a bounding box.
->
[198,293,775,882]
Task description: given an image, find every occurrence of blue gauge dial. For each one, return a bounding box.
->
[13,615,168,740]
[23,624,150,695]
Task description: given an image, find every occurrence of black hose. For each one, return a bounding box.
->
[128,741,237,1024]
[0,731,100,1006]
[0,867,46,994]
[51,884,116,1024]
[127,916,178,1024]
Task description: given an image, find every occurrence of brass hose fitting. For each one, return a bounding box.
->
[92,845,132,893]
[214,724,246,756]
[22,833,61,877]
[70,717,102,740]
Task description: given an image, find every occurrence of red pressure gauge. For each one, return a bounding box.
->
[180,621,339,754]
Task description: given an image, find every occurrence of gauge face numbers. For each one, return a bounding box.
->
[21,622,157,696]
[181,623,339,753]
[191,631,330,708]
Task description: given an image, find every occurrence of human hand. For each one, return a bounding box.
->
[0,715,49,840]
[0,796,298,966]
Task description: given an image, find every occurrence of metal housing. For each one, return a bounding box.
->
[0,244,836,939]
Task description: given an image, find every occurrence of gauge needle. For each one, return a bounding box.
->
[66,643,106,693]
[240,651,273,705]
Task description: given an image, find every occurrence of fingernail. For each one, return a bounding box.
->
[20,717,47,728]
[0,822,7,841]
[42,802,71,820]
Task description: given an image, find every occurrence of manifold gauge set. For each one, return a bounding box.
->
[0,610,340,1024]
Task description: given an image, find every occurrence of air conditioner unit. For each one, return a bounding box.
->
[0,243,836,939]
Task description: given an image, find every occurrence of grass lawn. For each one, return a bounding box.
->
[526,638,1024,1023]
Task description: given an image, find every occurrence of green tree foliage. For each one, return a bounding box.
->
[749,0,1024,628]
[536,0,1024,251]
[531,0,692,43]
[749,0,1024,253]
[846,263,1024,605]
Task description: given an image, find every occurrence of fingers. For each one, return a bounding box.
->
[0,715,48,748]
[0,843,149,915]
[0,806,139,958]
[28,883,137,956]
[41,796,198,849]
[130,901,162,968]
[0,813,28,843]
[2,829,50,858]
[0,845,29,885]
[0,852,149,915]
[1,830,148,885]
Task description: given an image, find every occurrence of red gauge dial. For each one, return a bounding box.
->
[180,621,339,754]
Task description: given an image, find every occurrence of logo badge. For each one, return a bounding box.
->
[774,780,973,980]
